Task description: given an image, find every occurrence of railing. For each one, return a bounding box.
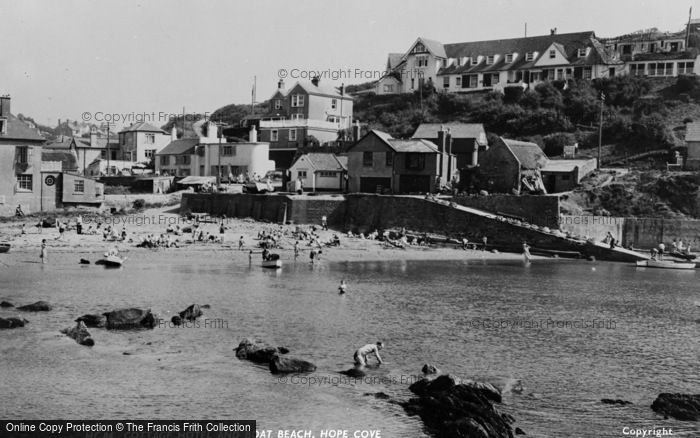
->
[260,119,345,130]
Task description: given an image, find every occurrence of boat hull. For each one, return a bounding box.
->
[97,255,127,267]
[635,260,695,270]
[262,260,282,268]
[0,243,10,254]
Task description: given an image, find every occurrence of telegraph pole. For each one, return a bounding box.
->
[101,122,115,175]
[597,91,605,170]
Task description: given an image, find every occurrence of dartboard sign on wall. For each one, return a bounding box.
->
[44,175,56,186]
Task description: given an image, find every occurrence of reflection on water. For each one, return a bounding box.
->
[1,252,699,437]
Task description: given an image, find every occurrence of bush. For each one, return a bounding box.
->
[543,132,577,156]
[675,75,700,93]
[503,86,524,104]
[132,199,146,210]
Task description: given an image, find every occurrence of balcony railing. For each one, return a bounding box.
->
[260,118,347,130]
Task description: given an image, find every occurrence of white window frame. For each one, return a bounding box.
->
[291,94,305,107]
[289,129,297,141]
[298,170,307,178]
[17,174,33,192]
[274,99,282,110]
[577,48,587,57]
[486,55,495,65]
[271,130,279,142]
[74,180,85,193]
[505,54,514,63]
[331,99,337,110]
[291,113,303,121]
[456,76,462,87]
[443,76,450,88]
[525,52,534,62]
[145,133,155,144]
[549,50,556,59]
[0,117,7,134]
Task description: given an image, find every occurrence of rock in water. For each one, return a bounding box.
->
[0,317,28,329]
[179,304,202,321]
[651,393,700,421]
[17,301,52,311]
[404,374,516,438]
[269,354,316,374]
[103,308,156,330]
[0,301,14,308]
[340,367,366,378]
[79,259,90,265]
[234,339,289,364]
[421,364,440,375]
[61,321,94,346]
[75,314,106,328]
[601,398,632,406]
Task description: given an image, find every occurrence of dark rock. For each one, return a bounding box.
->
[75,314,106,328]
[651,393,700,421]
[340,367,367,378]
[515,427,526,435]
[79,258,90,265]
[364,392,391,400]
[61,321,94,346]
[601,398,632,406]
[404,374,515,438]
[201,304,211,309]
[178,304,202,321]
[17,301,52,311]
[234,338,289,364]
[269,354,316,374]
[462,379,503,403]
[171,315,182,326]
[0,317,28,329]
[123,352,132,355]
[422,363,440,375]
[0,301,14,308]
[103,308,156,330]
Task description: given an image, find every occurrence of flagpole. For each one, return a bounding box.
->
[686,7,693,50]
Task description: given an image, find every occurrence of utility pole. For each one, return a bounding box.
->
[598,91,605,170]
[216,119,223,186]
[101,122,115,175]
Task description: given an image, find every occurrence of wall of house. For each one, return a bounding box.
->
[394,152,440,193]
[376,76,401,94]
[687,140,700,160]
[453,194,561,228]
[308,94,353,128]
[347,135,393,192]
[313,171,344,191]
[62,173,104,204]
[121,131,170,163]
[541,170,578,193]
[401,51,439,93]
[199,142,275,180]
[39,171,61,212]
[76,148,104,174]
[477,141,520,193]
[0,144,43,216]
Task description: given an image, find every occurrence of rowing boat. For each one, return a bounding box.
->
[635,260,695,270]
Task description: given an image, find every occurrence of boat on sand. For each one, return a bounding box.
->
[96,255,127,267]
[635,259,695,270]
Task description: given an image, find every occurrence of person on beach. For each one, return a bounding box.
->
[40,239,47,264]
[462,237,469,250]
[219,222,225,244]
[310,249,317,263]
[262,248,270,261]
[20,224,26,236]
[15,204,24,217]
[657,242,665,260]
[238,236,244,250]
[522,241,532,263]
[353,342,383,366]
[482,236,488,251]
[56,221,66,241]
[606,231,616,249]
[321,215,328,231]
[294,240,300,257]
[338,280,347,294]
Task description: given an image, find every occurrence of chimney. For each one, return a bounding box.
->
[0,95,10,117]
[352,120,361,142]
[311,75,320,87]
[278,79,286,90]
[171,126,177,142]
[340,83,345,96]
[249,125,258,143]
[550,27,557,35]
[90,126,98,147]
[436,125,446,153]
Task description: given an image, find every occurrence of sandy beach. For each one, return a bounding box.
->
[0,205,539,265]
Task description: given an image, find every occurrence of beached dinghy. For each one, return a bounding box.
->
[635,260,695,270]
[0,243,10,254]
[262,253,282,268]
[96,255,127,267]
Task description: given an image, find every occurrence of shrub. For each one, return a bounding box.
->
[132,199,146,210]
[675,75,700,93]
[543,132,577,156]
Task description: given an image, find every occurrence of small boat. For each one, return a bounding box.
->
[0,243,10,254]
[635,260,695,270]
[96,255,127,268]
[262,253,281,268]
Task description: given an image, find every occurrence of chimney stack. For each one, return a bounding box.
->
[436,125,446,153]
[249,125,258,143]
[311,75,320,87]
[278,79,286,90]
[550,27,557,35]
[90,126,98,147]
[352,120,361,142]
[0,95,10,118]
[171,126,177,141]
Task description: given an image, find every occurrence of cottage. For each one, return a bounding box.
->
[346,130,455,194]
[289,152,347,192]
[411,123,488,169]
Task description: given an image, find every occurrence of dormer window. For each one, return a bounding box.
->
[577,48,587,57]
[525,52,535,61]
[413,43,426,53]
[486,55,495,65]
[470,57,477,65]
[0,117,6,135]
[505,54,514,63]
[456,58,461,66]
[549,50,556,59]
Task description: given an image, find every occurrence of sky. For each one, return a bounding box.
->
[1,0,697,129]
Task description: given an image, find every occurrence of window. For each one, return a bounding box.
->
[291,113,303,120]
[461,74,477,88]
[362,151,373,167]
[298,170,307,178]
[145,149,156,159]
[549,50,556,59]
[17,174,32,191]
[145,134,155,144]
[289,129,297,141]
[74,180,84,193]
[385,152,393,167]
[583,67,592,80]
[416,55,428,67]
[160,155,169,165]
[412,43,425,53]
[455,58,461,66]
[505,53,514,63]
[95,186,102,197]
[577,48,587,57]
[223,146,234,156]
[411,78,415,89]
[0,118,6,134]
[491,73,500,85]
[274,99,282,110]
[291,94,305,107]
[383,84,394,93]
[327,116,340,123]
[455,76,462,87]
[319,171,337,177]
[443,76,450,88]
[525,52,534,61]
[678,62,695,74]
[331,99,337,109]
[175,155,191,165]
[630,63,645,76]
[405,153,425,170]
[486,55,495,65]
[271,130,279,141]
[16,146,28,164]
[470,57,477,65]
[101,150,107,159]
